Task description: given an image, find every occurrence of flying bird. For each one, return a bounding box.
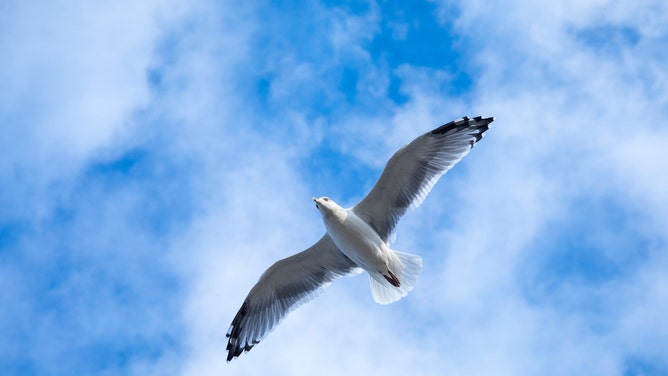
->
[226,116,494,361]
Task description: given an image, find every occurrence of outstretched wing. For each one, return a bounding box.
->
[353,116,493,242]
[226,234,361,361]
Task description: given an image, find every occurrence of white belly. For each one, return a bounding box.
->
[324,209,389,272]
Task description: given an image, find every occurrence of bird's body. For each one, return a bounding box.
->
[226,116,494,361]
[314,197,422,302]
[315,198,387,275]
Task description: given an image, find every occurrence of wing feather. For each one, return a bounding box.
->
[226,234,360,361]
[353,116,493,242]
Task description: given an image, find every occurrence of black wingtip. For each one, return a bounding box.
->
[226,301,255,362]
[227,339,257,362]
[226,337,255,362]
[431,116,494,147]
[431,115,494,135]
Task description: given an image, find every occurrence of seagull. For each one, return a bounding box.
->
[226,116,493,361]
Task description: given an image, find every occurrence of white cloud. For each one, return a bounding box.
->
[0,0,181,161]
[0,0,188,228]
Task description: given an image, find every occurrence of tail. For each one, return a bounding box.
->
[368,251,423,305]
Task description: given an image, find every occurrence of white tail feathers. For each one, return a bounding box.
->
[368,251,423,304]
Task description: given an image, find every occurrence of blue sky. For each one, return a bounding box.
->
[1,0,667,375]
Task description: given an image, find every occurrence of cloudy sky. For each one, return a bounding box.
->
[2,0,667,375]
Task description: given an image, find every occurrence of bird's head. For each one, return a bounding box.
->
[312,196,342,217]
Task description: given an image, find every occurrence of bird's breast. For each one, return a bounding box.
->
[324,210,387,271]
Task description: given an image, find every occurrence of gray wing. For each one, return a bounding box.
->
[353,116,493,242]
[226,234,361,361]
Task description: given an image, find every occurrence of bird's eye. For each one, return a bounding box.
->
[323,197,329,201]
